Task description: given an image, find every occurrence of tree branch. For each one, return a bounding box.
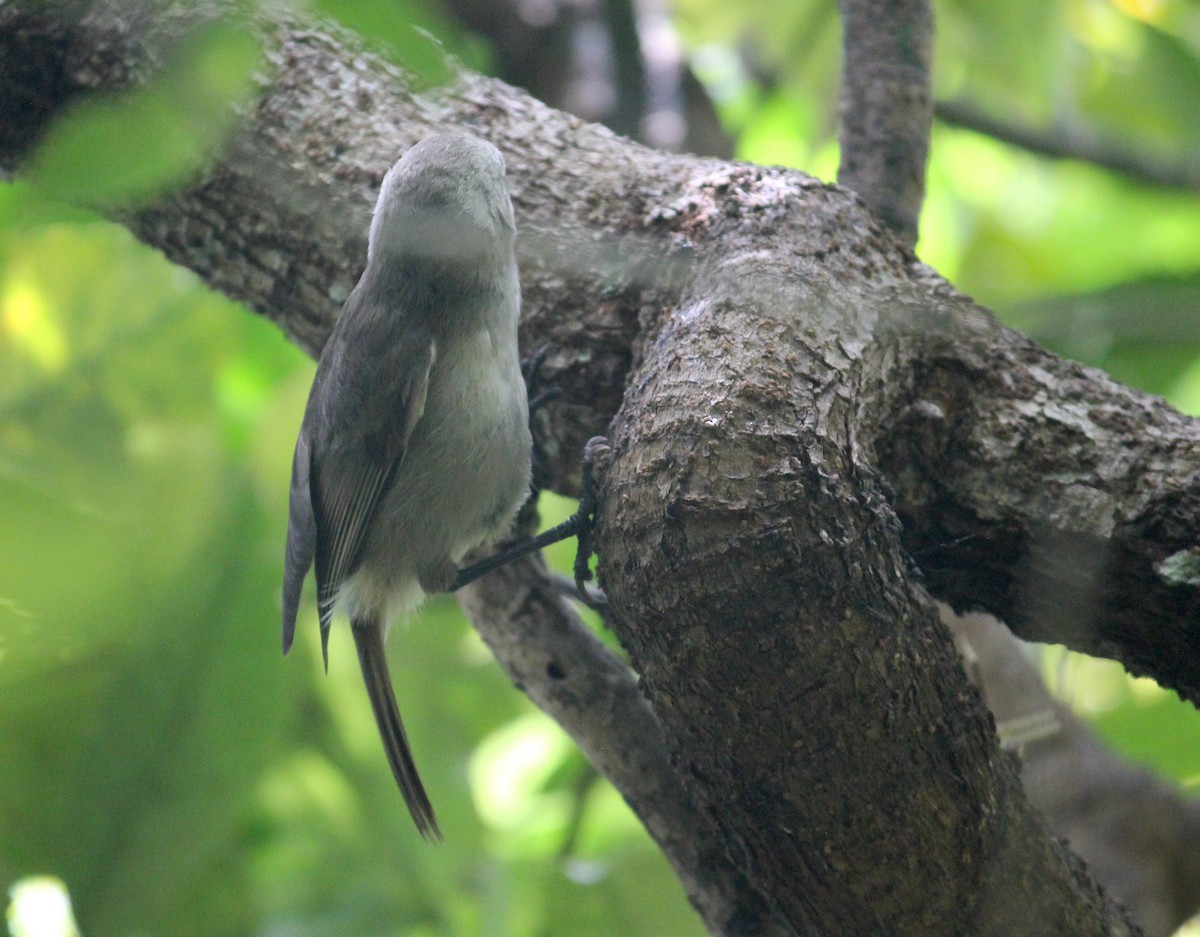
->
[589,223,1135,935]
[936,98,1200,192]
[5,2,1197,934]
[875,280,1200,698]
[457,556,794,937]
[598,0,647,142]
[836,0,933,248]
[946,610,1200,937]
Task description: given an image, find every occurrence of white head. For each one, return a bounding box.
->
[367,134,515,265]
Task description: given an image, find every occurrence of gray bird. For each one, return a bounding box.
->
[282,134,532,839]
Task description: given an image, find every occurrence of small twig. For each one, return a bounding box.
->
[935,99,1200,191]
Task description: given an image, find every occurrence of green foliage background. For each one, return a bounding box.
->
[2,1,1199,935]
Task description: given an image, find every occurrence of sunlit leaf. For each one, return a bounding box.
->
[312,0,482,85]
[24,21,262,208]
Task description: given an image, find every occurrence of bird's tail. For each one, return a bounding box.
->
[351,619,441,840]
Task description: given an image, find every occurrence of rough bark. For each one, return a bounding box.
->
[836,0,933,247]
[874,293,1200,692]
[588,183,1140,935]
[948,610,1200,937]
[458,556,794,937]
[5,2,1200,935]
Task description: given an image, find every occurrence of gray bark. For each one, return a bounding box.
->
[948,610,1200,937]
[837,0,933,247]
[5,2,1199,935]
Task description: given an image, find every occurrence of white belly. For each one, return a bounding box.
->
[338,323,533,624]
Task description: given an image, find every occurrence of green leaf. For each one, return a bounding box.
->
[313,0,478,86]
[24,21,262,209]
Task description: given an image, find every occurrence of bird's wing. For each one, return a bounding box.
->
[282,429,316,655]
[282,307,436,665]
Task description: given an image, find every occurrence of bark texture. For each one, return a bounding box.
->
[837,0,933,247]
[457,556,794,937]
[948,610,1200,937]
[5,2,1199,935]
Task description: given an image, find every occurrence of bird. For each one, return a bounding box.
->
[281,134,531,839]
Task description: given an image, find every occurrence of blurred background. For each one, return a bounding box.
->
[2,0,1200,934]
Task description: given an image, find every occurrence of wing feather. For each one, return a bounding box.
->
[313,458,392,664]
[280,274,436,665]
[306,326,436,666]
[282,431,315,654]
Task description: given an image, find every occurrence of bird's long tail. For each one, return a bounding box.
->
[351,618,441,840]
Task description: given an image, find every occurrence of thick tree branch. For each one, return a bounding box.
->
[836,0,933,248]
[4,3,1198,934]
[458,557,794,937]
[936,98,1200,192]
[947,611,1200,937]
[588,216,1134,934]
[874,282,1200,697]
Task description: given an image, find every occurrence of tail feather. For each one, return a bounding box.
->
[351,619,441,840]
